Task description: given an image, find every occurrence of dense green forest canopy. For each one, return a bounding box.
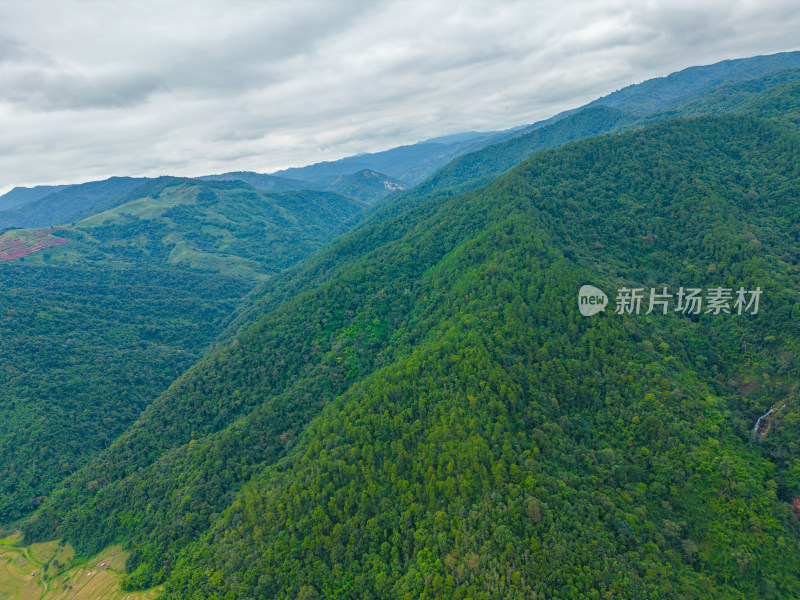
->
[2,52,800,600]
[69,179,368,278]
[216,69,800,345]
[0,179,367,523]
[0,264,252,522]
[19,111,800,599]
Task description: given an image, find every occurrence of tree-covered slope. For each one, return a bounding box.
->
[629,69,800,130]
[66,178,367,279]
[408,105,640,199]
[0,179,368,525]
[212,66,800,350]
[0,264,252,524]
[403,66,800,210]
[327,170,408,203]
[199,170,407,205]
[163,115,800,600]
[23,113,800,598]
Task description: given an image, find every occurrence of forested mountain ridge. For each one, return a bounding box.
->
[151,114,800,599]
[21,111,800,599]
[586,50,800,113]
[197,171,325,191]
[1,51,799,600]
[0,184,70,212]
[0,168,397,230]
[0,178,367,525]
[213,63,800,346]
[271,131,498,186]
[404,66,800,205]
[65,178,368,278]
[269,51,800,193]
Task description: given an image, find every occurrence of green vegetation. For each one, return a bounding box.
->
[0,185,70,212]
[409,105,639,199]
[54,178,368,279]
[406,67,800,208]
[161,115,800,599]
[0,177,148,229]
[326,170,408,204]
[18,112,800,598]
[0,535,159,600]
[0,179,368,524]
[198,171,325,192]
[0,263,252,522]
[584,51,800,114]
[3,52,800,599]
[217,66,800,347]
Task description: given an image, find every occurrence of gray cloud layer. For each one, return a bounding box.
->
[1,0,799,194]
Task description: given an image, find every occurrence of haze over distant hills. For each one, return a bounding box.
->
[4,51,800,233]
[2,50,800,600]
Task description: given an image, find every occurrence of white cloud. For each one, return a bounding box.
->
[0,0,799,194]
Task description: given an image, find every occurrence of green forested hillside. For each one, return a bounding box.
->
[199,170,407,204]
[326,170,408,203]
[403,67,800,209]
[162,115,800,599]
[21,112,800,599]
[0,265,252,523]
[0,180,367,525]
[632,70,800,129]
[66,178,367,279]
[211,67,800,350]
[408,105,639,199]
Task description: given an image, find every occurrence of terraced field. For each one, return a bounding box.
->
[0,230,68,262]
[0,536,159,600]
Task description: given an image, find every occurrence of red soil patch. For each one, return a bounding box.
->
[0,230,68,261]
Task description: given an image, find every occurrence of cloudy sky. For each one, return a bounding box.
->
[0,0,798,195]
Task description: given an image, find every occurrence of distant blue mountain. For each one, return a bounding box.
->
[0,177,147,229]
[0,184,70,212]
[272,131,497,185]
[587,50,800,114]
[4,51,798,229]
[198,171,324,191]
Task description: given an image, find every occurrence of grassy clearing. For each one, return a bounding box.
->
[0,538,159,600]
[80,191,194,226]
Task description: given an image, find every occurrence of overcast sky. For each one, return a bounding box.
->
[1,0,799,195]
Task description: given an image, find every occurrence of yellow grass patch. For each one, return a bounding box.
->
[0,538,160,600]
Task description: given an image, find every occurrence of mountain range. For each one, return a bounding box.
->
[1,50,800,600]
